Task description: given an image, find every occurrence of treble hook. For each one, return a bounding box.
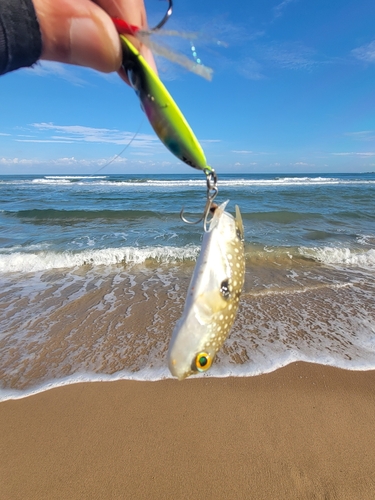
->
[151,0,173,31]
[180,169,218,231]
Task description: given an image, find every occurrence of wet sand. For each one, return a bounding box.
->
[1,362,375,499]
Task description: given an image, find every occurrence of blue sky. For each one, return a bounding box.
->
[1,0,375,175]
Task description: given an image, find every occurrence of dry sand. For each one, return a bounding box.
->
[1,362,375,499]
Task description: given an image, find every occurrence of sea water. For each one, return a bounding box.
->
[0,173,374,399]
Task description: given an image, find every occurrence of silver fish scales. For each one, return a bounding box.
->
[168,201,245,380]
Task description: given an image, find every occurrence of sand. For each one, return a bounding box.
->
[1,362,375,499]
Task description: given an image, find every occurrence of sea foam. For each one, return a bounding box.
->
[0,245,200,273]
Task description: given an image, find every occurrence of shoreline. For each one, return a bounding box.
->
[1,362,375,499]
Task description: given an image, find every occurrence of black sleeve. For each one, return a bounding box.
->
[0,0,42,75]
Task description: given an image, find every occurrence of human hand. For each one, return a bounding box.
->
[32,0,156,75]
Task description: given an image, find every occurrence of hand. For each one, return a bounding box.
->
[32,0,156,74]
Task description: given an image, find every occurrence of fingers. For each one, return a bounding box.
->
[33,0,156,74]
[95,0,157,73]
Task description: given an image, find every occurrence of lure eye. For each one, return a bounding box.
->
[127,67,141,91]
[195,352,212,372]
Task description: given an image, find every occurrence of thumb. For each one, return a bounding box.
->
[34,0,122,72]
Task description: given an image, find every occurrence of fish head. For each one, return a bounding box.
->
[168,314,220,381]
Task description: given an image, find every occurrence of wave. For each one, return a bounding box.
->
[44,176,107,180]
[299,246,375,269]
[1,242,374,274]
[243,210,322,223]
[3,176,375,188]
[5,208,163,221]
[0,245,200,273]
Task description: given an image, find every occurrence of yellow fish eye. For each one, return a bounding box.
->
[195,352,212,372]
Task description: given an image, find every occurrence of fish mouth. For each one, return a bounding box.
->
[172,368,192,381]
[169,359,193,381]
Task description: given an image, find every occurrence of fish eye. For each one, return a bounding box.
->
[195,352,212,372]
[220,279,230,299]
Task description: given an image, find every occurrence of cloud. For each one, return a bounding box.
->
[23,61,88,86]
[345,130,375,141]
[351,40,375,64]
[236,57,265,80]
[257,42,318,70]
[16,139,74,143]
[0,132,10,136]
[273,0,298,19]
[232,150,253,154]
[332,152,375,157]
[29,123,160,149]
[0,156,127,167]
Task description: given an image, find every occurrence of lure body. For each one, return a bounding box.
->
[168,201,245,380]
[121,36,212,173]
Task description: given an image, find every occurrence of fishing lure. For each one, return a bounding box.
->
[112,1,213,81]
[113,0,214,177]
[168,201,246,380]
[120,35,213,174]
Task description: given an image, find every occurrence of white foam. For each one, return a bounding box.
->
[299,246,375,269]
[3,177,375,188]
[0,245,200,273]
[44,176,107,180]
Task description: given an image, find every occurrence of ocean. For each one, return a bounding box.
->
[1,172,374,400]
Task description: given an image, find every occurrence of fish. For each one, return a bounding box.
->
[168,201,245,380]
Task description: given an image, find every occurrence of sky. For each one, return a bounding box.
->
[1,0,375,175]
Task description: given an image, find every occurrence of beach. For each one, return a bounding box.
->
[1,173,375,498]
[1,362,375,499]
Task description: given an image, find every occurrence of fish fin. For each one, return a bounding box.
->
[235,205,244,241]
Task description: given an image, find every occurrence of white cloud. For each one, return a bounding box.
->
[232,150,253,154]
[16,139,74,143]
[0,156,128,167]
[236,57,265,80]
[273,0,298,19]
[332,152,375,157]
[351,40,375,64]
[345,130,375,141]
[29,123,160,149]
[23,61,88,86]
[257,42,318,70]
